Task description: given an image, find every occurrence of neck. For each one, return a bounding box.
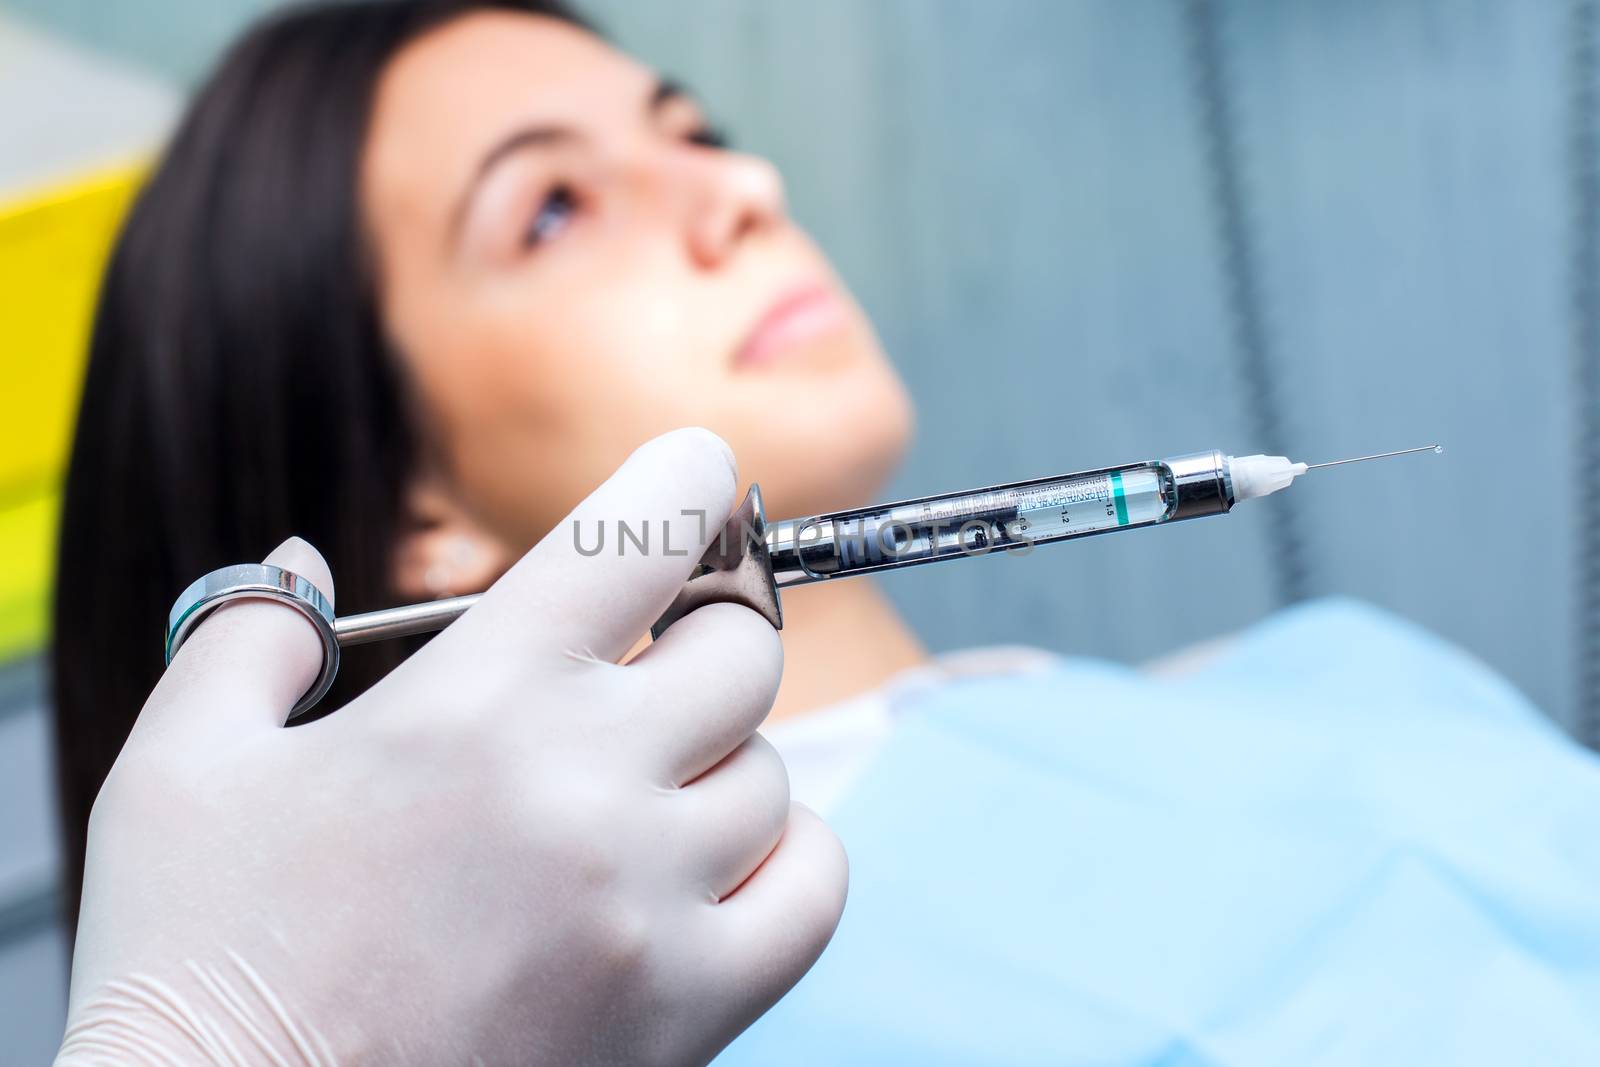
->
[764,578,927,725]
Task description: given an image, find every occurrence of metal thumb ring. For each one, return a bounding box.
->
[165,563,339,720]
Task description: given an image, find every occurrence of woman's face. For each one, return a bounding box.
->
[361,11,912,586]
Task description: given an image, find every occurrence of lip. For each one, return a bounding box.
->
[734,282,849,369]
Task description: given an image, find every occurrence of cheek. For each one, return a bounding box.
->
[414,275,734,544]
[527,269,737,435]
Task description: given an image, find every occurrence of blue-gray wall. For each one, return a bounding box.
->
[3,0,1595,1055]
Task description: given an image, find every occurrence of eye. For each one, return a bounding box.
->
[686,124,730,150]
[521,184,578,249]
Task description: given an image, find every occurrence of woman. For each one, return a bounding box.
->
[56,2,1600,1063]
[55,0,921,912]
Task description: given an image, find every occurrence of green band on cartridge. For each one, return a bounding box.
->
[1109,470,1130,526]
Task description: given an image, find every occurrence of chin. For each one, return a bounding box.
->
[749,364,914,518]
[840,373,914,502]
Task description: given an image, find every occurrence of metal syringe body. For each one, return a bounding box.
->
[762,450,1235,588]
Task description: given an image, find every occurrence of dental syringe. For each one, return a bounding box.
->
[165,443,1441,716]
[329,444,1442,645]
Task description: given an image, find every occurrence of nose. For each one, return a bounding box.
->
[680,149,787,270]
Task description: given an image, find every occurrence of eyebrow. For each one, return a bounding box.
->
[446,76,693,248]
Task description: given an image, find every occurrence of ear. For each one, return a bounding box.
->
[390,477,515,601]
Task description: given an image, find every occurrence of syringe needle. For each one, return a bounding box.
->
[1304,444,1443,471]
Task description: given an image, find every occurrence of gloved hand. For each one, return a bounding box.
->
[56,428,847,1067]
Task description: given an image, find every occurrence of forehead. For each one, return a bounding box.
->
[362,11,650,223]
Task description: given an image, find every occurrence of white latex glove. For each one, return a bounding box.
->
[56,428,847,1067]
